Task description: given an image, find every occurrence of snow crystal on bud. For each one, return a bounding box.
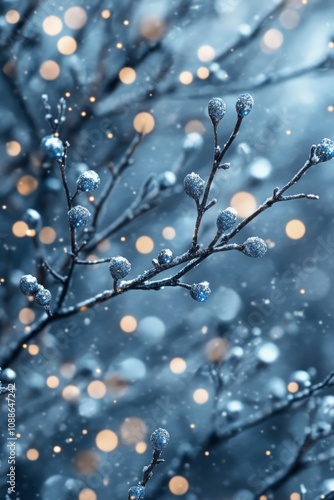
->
[19,275,39,296]
[235,93,254,117]
[150,428,170,451]
[190,282,211,302]
[157,248,173,265]
[183,132,204,152]
[158,171,176,189]
[34,285,52,307]
[68,205,91,228]
[76,170,100,192]
[216,207,238,232]
[208,97,226,124]
[315,138,334,162]
[109,256,131,280]
[128,485,145,500]
[41,135,64,160]
[184,172,205,200]
[242,237,267,258]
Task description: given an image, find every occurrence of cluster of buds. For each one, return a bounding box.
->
[128,428,170,499]
[19,275,52,311]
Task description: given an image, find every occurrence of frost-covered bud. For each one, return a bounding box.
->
[226,400,244,420]
[315,138,334,162]
[76,170,100,192]
[150,428,170,451]
[157,248,173,265]
[19,275,39,296]
[183,132,204,153]
[208,97,226,125]
[128,485,145,500]
[109,256,131,280]
[158,171,176,189]
[190,282,211,302]
[23,209,42,230]
[242,237,267,258]
[216,207,238,232]
[235,93,254,117]
[68,205,91,228]
[41,135,64,160]
[184,172,205,200]
[34,285,52,307]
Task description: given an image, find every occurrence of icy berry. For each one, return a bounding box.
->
[68,205,91,228]
[76,170,100,192]
[235,93,254,117]
[208,97,226,125]
[184,172,205,201]
[128,485,145,500]
[109,256,131,280]
[157,248,173,265]
[158,171,176,189]
[183,132,204,153]
[242,237,267,258]
[34,285,52,306]
[41,135,64,160]
[315,138,334,162]
[19,275,39,296]
[190,282,211,302]
[150,428,170,451]
[23,209,42,230]
[216,207,238,232]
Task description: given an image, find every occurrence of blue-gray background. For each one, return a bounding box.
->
[1,0,334,499]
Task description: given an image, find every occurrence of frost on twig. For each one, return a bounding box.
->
[3,94,334,373]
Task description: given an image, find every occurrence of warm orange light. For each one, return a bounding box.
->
[39,226,56,244]
[230,191,257,218]
[197,45,215,62]
[135,236,154,254]
[119,67,136,84]
[53,445,62,453]
[6,140,21,156]
[26,448,39,461]
[184,120,205,135]
[28,344,39,356]
[262,29,284,51]
[120,315,137,333]
[285,219,306,240]
[133,112,155,135]
[39,60,60,80]
[19,308,35,325]
[6,10,20,24]
[46,376,60,389]
[205,338,228,363]
[162,226,176,240]
[193,388,209,404]
[101,10,111,19]
[95,429,118,452]
[42,16,63,35]
[197,67,210,79]
[17,175,38,195]
[79,489,97,500]
[62,385,80,401]
[64,7,87,29]
[87,380,107,399]
[169,358,187,374]
[57,36,77,55]
[287,381,299,393]
[169,476,189,495]
[12,221,29,238]
[179,71,193,85]
[120,417,147,444]
[135,441,147,454]
[139,15,166,40]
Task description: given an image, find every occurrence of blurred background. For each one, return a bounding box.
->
[1,0,334,498]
